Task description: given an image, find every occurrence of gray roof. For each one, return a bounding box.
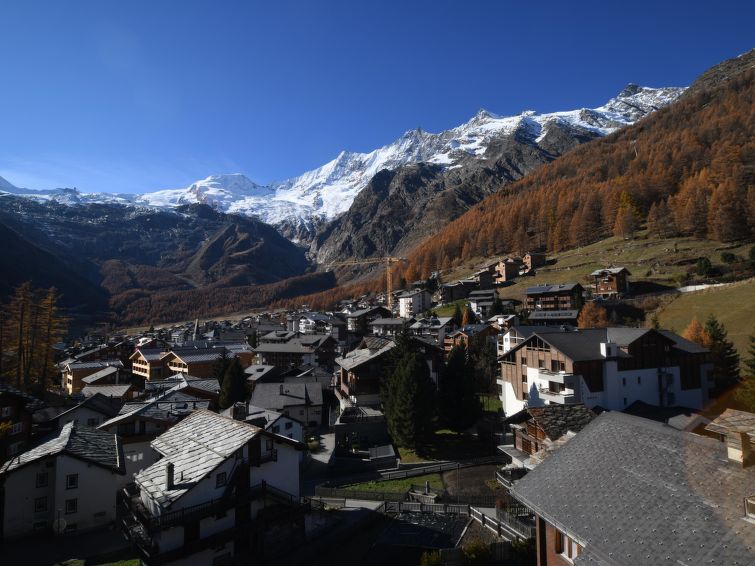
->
[528,310,580,320]
[590,267,631,276]
[81,365,121,385]
[335,342,394,371]
[250,382,323,411]
[82,384,133,399]
[525,283,582,295]
[1,422,124,475]
[516,404,595,441]
[510,412,755,566]
[165,348,225,364]
[705,408,755,441]
[99,390,209,429]
[369,317,411,326]
[0,381,45,411]
[57,393,123,420]
[65,360,123,371]
[136,410,262,508]
[132,348,164,362]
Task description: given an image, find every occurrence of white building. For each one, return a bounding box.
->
[397,290,432,319]
[0,423,125,538]
[121,410,304,565]
[498,328,712,416]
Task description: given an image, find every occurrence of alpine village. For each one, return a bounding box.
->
[0,13,754,566]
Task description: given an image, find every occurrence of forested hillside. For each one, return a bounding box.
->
[280,50,755,311]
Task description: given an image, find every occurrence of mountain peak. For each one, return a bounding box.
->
[0,175,18,191]
[617,83,643,98]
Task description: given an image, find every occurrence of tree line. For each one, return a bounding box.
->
[0,282,68,392]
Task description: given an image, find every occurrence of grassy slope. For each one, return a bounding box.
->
[345,473,444,493]
[657,278,755,358]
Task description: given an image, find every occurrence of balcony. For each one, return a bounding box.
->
[534,368,576,385]
[537,386,580,404]
[495,466,528,488]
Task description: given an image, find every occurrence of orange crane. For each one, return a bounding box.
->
[328,256,407,310]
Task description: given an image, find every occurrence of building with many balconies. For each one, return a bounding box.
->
[498,327,711,416]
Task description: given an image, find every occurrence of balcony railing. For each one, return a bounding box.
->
[495,467,528,488]
[537,387,580,404]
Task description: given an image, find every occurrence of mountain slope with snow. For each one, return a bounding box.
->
[0,84,684,238]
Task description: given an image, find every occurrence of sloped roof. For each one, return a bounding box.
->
[250,382,323,410]
[1,422,124,475]
[525,283,582,295]
[510,412,755,566]
[524,404,595,441]
[81,365,121,385]
[705,408,755,440]
[82,384,133,399]
[130,348,163,362]
[136,410,262,508]
[590,267,631,276]
[0,381,45,411]
[335,342,394,371]
[99,390,209,429]
[57,392,123,419]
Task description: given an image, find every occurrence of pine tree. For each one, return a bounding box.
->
[219,357,246,409]
[734,329,755,411]
[452,303,463,327]
[382,348,436,449]
[704,315,740,393]
[439,345,480,432]
[212,349,231,386]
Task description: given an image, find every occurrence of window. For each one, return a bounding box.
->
[66,473,78,489]
[622,377,626,386]
[65,498,77,514]
[266,439,273,451]
[1,406,11,417]
[272,425,280,434]
[87,417,98,427]
[34,496,48,513]
[216,472,227,488]
[521,357,527,366]
[623,397,627,407]
[36,471,49,488]
[637,376,641,385]
[10,422,24,435]
[285,421,292,430]
[555,530,580,562]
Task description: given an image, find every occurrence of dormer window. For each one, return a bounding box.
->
[215,472,227,488]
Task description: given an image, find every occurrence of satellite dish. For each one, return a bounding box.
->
[53,517,67,535]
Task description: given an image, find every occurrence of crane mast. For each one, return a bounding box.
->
[328,256,407,310]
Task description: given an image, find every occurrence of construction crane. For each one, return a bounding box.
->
[328,256,407,310]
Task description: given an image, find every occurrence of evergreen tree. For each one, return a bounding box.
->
[735,329,755,411]
[704,314,740,394]
[491,297,505,316]
[212,348,232,386]
[248,329,258,349]
[219,357,246,409]
[452,303,463,326]
[382,348,436,449]
[440,345,480,431]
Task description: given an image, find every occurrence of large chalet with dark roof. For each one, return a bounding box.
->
[498,327,711,415]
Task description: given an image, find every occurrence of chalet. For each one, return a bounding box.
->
[253,334,336,370]
[80,365,130,388]
[473,267,495,289]
[443,324,498,355]
[369,317,412,336]
[590,266,631,299]
[410,316,457,344]
[249,382,323,428]
[510,411,755,566]
[525,283,583,312]
[159,348,227,378]
[99,389,211,478]
[522,252,546,272]
[345,306,392,334]
[469,289,497,318]
[439,279,477,303]
[496,325,569,357]
[0,382,44,464]
[121,410,305,565]
[397,290,432,318]
[334,334,445,409]
[501,404,595,471]
[488,313,519,332]
[494,257,523,284]
[129,348,167,382]
[0,423,125,538]
[62,360,124,395]
[498,327,712,416]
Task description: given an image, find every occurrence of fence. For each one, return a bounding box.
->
[313,485,498,507]
[382,501,471,515]
[439,542,513,566]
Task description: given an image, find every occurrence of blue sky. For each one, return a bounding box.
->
[1,0,752,193]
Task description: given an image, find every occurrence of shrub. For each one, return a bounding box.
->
[419,550,442,566]
[696,257,712,277]
[463,538,491,565]
[721,251,737,264]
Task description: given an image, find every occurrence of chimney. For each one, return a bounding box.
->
[280,384,284,395]
[232,402,246,421]
[727,432,755,468]
[166,462,175,489]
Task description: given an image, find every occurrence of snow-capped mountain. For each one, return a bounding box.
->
[0,84,684,237]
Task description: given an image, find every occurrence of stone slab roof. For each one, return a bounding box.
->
[249,382,323,410]
[511,411,755,566]
[525,404,596,441]
[0,421,124,475]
